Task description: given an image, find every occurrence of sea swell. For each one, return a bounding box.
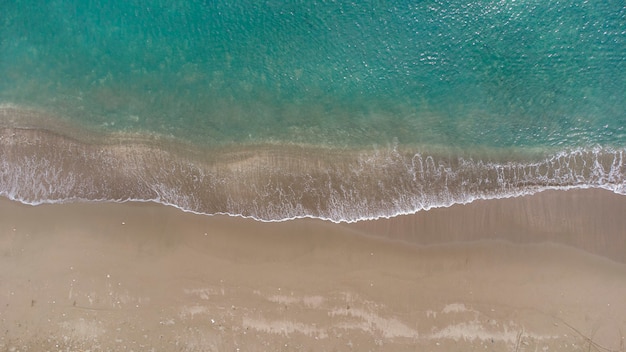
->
[1,113,625,223]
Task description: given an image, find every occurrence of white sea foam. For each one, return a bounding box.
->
[1,127,625,223]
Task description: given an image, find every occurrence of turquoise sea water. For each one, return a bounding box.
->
[1,0,626,221]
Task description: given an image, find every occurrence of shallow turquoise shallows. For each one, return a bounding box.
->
[1,1,626,221]
[3,0,625,148]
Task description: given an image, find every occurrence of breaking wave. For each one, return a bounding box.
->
[1,119,625,223]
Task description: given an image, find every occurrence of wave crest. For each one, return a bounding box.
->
[1,124,625,222]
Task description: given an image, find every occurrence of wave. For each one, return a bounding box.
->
[1,109,625,223]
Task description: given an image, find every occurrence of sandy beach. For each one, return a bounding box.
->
[3,0,626,350]
[1,188,626,351]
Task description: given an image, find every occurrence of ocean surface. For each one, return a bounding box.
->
[1,0,625,221]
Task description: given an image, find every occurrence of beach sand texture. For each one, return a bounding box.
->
[1,188,625,351]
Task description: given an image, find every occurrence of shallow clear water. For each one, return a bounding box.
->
[1,0,625,221]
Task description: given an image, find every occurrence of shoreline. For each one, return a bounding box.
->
[2,110,626,222]
[1,189,626,350]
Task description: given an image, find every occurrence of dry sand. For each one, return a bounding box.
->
[1,188,626,351]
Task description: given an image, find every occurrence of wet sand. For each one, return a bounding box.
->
[3,107,626,223]
[1,188,626,351]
